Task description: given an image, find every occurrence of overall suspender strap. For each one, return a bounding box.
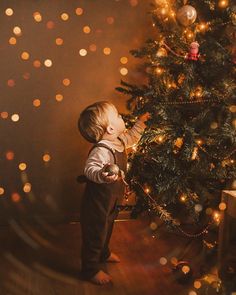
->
[88,143,117,164]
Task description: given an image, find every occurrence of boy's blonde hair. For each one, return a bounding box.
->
[78,101,114,143]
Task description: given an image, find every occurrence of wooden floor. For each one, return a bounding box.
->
[0,217,206,295]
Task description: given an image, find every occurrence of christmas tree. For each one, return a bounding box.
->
[116,0,236,230]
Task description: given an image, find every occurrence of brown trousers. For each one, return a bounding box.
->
[80,145,127,279]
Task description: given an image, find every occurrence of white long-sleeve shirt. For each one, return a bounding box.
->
[84,120,146,183]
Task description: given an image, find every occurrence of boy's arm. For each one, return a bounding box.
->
[119,113,150,149]
[84,147,115,183]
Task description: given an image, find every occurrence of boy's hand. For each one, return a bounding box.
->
[101,163,119,183]
[138,112,151,123]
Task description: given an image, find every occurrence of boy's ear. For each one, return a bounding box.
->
[106,125,114,134]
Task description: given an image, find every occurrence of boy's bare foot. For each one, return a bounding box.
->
[106,252,121,263]
[90,270,111,285]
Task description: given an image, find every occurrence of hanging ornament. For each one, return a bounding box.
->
[156,47,167,57]
[186,41,200,61]
[176,5,197,27]
[172,261,193,284]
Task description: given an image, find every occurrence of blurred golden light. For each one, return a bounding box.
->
[13,26,22,36]
[120,67,128,76]
[150,222,158,230]
[107,17,115,24]
[33,12,42,22]
[120,56,128,64]
[1,112,8,119]
[75,8,83,15]
[130,0,138,6]
[55,94,63,102]
[213,211,221,223]
[5,8,14,16]
[7,79,15,87]
[210,122,218,129]
[83,26,91,33]
[232,119,236,128]
[157,135,164,142]
[55,38,63,45]
[6,151,14,160]
[0,187,4,196]
[33,60,41,68]
[21,51,30,60]
[156,67,163,74]
[145,187,150,193]
[159,257,167,265]
[103,47,111,55]
[44,59,52,67]
[161,8,167,15]
[230,159,234,164]
[43,154,51,162]
[218,0,228,8]
[11,193,21,203]
[196,139,203,145]
[187,32,193,38]
[199,23,207,30]
[182,265,190,274]
[33,99,41,107]
[189,292,197,295]
[194,280,202,289]
[9,37,17,45]
[19,163,27,171]
[156,48,167,57]
[180,194,186,202]
[61,13,69,21]
[62,78,71,86]
[219,202,227,211]
[229,105,236,112]
[79,49,87,56]
[11,114,20,122]
[23,183,32,193]
[170,257,178,265]
[23,72,30,80]
[46,21,55,29]
[89,44,97,52]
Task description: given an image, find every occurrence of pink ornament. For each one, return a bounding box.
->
[186,41,200,61]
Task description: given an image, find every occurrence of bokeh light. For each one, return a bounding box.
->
[43,154,51,162]
[62,78,71,86]
[79,49,87,56]
[170,257,178,265]
[11,193,21,203]
[75,8,83,15]
[61,13,69,21]
[9,37,17,45]
[89,44,97,52]
[21,51,30,60]
[193,280,202,289]
[23,72,31,80]
[33,99,41,107]
[159,257,168,265]
[13,26,22,36]
[33,60,41,68]
[46,21,55,29]
[11,114,20,122]
[55,94,63,102]
[130,0,138,6]
[219,202,227,211]
[33,12,42,22]
[103,47,111,55]
[107,17,115,24]
[44,59,53,67]
[6,151,14,160]
[5,8,14,16]
[55,38,63,45]
[7,79,15,87]
[19,163,27,171]
[120,67,128,75]
[83,26,91,34]
[23,183,32,193]
[0,187,4,196]
[1,112,9,119]
[120,56,128,64]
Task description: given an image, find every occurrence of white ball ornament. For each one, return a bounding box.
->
[176,5,197,27]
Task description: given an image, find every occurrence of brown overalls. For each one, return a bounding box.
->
[80,140,127,279]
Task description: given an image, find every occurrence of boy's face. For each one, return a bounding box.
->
[106,105,126,136]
